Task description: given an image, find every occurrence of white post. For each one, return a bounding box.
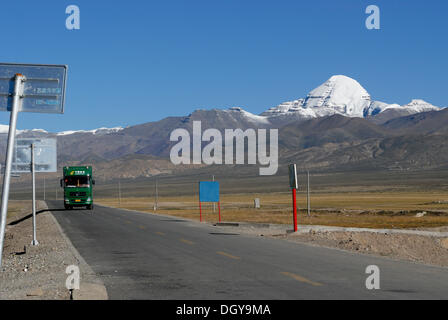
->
[31,143,38,246]
[154,179,158,211]
[43,176,46,201]
[0,74,26,267]
[118,178,121,205]
[307,170,310,217]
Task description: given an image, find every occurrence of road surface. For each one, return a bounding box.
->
[48,201,448,299]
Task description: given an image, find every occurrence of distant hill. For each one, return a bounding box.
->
[0,74,446,180]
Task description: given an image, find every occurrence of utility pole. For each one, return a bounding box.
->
[43,176,46,201]
[118,177,122,205]
[154,179,158,211]
[307,170,311,217]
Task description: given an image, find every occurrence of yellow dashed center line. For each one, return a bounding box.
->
[180,238,194,245]
[156,232,165,236]
[216,251,241,260]
[281,272,323,287]
[138,225,146,230]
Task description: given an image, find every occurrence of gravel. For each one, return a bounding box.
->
[0,201,104,300]
[213,223,448,267]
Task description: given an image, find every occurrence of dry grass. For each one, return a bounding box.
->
[6,201,32,222]
[96,191,448,229]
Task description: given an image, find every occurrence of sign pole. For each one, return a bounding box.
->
[218,201,221,222]
[292,188,298,232]
[212,175,215,213]
[31,143,38,246]
[199,201,202,222]
[0,74,26,267]
[288,164,298,233]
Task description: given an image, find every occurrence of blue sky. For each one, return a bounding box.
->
[0,0,446,132]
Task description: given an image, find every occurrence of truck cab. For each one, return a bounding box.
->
[60,166,95,210]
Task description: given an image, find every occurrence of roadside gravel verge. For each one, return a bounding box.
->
[214,222,448,267]
[0,201,107,300]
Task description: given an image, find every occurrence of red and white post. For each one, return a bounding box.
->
[289,164,299,232]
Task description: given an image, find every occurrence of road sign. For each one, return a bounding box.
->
[199,181,220,202]
[13,138,57,173]
[288,164,298,190]
[0,63,68,267]
[199,181,221,222]
[288,164,298,232]
[0,63,67,114]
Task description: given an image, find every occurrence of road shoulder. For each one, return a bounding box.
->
[0,201,108,300]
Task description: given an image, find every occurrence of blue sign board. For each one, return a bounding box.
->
[199,181,220,202]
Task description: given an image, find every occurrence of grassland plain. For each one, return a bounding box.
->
[10,168,448,229]
[96,191,448,229]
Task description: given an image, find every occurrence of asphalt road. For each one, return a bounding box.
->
[48,201,448,299]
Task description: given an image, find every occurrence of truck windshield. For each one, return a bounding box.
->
[65,176,89,188]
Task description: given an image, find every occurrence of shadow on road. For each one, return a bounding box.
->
[8,207,68,226]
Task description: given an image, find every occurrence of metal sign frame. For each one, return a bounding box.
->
[0,63,68,268]
[0,62,68,114]
[13,138,57,173]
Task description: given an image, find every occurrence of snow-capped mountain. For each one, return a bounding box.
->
[0,75,442,136]
[0,126,124,136]
[260,75,440,122]
[56,127,124,136]
[0,126,49,135]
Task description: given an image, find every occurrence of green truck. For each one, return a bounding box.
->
[60,166,95,210]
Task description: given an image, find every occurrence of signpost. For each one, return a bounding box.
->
[13,138,57,173]
[12,138,57,246]
[0,63,67,267]
[199,181,220,222]
[31,144,38,246]
[288,164,298,232]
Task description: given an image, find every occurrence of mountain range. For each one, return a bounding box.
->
[1,75,447,180]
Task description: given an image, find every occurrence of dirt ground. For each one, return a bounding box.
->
[215,223,448,268]
[277,230,448,267]
[0,201,103,300]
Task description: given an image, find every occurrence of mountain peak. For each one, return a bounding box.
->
[262,75,441,122]
[262,75,371,118]
[304,75,371,117]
